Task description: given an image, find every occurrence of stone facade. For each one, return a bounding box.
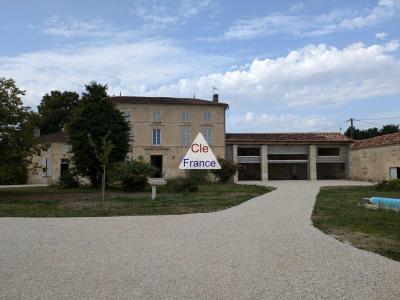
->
[116,101,227,178]
[349,144,400,182]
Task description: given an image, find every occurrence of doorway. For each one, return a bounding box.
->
[151,155,163,178]
[60,159,69,176]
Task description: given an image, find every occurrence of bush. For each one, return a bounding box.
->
[113,157,156,191]
[185,169,209,184]
[376,179,400,191]
[167,176,198,193]
[57,168,80,188]
[211,158,238,183]
[0,163,28,185]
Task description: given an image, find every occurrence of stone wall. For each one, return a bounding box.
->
[349,144,400,182]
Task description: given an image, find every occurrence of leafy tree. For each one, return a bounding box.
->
[0,78,37,184]
[211,158,238,183]
[344,124,399,140]
[67,82,130,187]
[37,90,80,134]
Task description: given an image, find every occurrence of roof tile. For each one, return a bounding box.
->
[352,132,400,149]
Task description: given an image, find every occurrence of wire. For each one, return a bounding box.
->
[358,116,400,121]
[355,119,384,127]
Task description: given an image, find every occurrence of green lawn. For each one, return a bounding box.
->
[312,186,400,261]
[0,184,273,217]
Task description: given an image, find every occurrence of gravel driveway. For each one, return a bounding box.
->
[1,180,399,299]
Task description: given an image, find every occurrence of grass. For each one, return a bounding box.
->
[0,184,273,217]
[312,186,400,261]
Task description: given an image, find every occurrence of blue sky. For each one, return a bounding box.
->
[1,0,400,132]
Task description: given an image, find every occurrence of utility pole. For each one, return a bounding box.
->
[347,118,354,139]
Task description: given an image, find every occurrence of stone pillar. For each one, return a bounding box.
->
[261,145,268,181]
[233,144,238,183]
[309,145,317,180]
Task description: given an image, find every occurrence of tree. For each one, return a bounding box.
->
[37,90,80,134]
[344,124,399,140]
[0,78,37,184]
[67,82,130,187]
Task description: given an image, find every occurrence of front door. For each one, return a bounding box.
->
[151,155,163,178]
[60,159,69,176]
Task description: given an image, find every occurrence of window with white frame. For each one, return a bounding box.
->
[203,111,212,122]
[152,111,161,122]
[203,128,213,145]
[122,111,131,122]
[182,127,191,146]
[182,111,190,123]
[152,129,161,145]
[60,144,71,155]
[42,157,52,177]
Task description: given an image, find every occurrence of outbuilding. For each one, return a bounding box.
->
[349,132,400,182]
[225,133,352,181]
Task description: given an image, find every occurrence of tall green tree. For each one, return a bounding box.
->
[344,124,399,140]
[67,82,130,186]
[0,78,37,184]
[37,90,80,134]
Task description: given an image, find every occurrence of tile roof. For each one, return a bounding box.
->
[113,96,229,109]
[351,132,400,150]
[37,131,68,143]
[226,132,352,144]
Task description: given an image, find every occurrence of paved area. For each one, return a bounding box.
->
[1,180,399,299]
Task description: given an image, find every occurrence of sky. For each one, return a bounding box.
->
[1,0,400,132]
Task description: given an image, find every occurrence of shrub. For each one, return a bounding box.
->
[0,163,28,185]
[211,158,238,183]
[113,157,156,191]
[376,179,400,191]
[57,168,80,188]
[167,176,198,193]
[185,169,209,184]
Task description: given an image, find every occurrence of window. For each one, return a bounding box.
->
[122,111,131,122]
[42,157,52,177]
[182,111,190,123]
[182,127,191,146]
[152,111,161,122]
[203,111,212,122]
[203,128,213,145]
[152,129,161,145]
[238,148,260,156]
[318,147,340,156]
[60,144,71,155]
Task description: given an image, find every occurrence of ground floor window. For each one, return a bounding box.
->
[389,167,400,179]
[60,159,69,176]
[238,163,261,181]
[268,163,308,180]
[317,163,346,180]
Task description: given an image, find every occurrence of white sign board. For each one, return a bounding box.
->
[179,132,221,169]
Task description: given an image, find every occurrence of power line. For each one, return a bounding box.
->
[358,116,400,121]
[355,119,385,127]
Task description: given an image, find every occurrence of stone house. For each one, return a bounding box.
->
[349,132,400,181]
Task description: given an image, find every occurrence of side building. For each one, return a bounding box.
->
[225,133,352,181]
[349,132,400,181]
[28,96,228,184]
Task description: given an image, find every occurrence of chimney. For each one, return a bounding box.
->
[212,93,219,103]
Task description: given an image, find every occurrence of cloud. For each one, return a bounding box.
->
[36,16,139,40]
[149,41,400,108]
[222,0,400,39]
[130,4,178,25]
[229,112,332,132]
[0,39,231,109]
[179,0,216,18]
[375,31,388,39]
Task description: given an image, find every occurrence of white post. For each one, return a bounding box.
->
[151,185,156,200]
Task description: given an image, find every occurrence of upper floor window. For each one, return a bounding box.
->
[60,144,71,155]
[318,147,340,156]
[203,128,213,145]
[182,127,191,146]
[203,111,212,122]
[122,111,131,122]
[152,129,161,145]
[182,111,190,123]
[152,111,161,122]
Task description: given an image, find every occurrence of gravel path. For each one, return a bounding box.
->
[1,180,399,299]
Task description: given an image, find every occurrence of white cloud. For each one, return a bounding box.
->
[223,0,400,39]
[179,0,216,18]
[375,31,388,39]
[149,41,400,108]
[130,4,178,25]
[0,39,231,109]
[37,16,139,40]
